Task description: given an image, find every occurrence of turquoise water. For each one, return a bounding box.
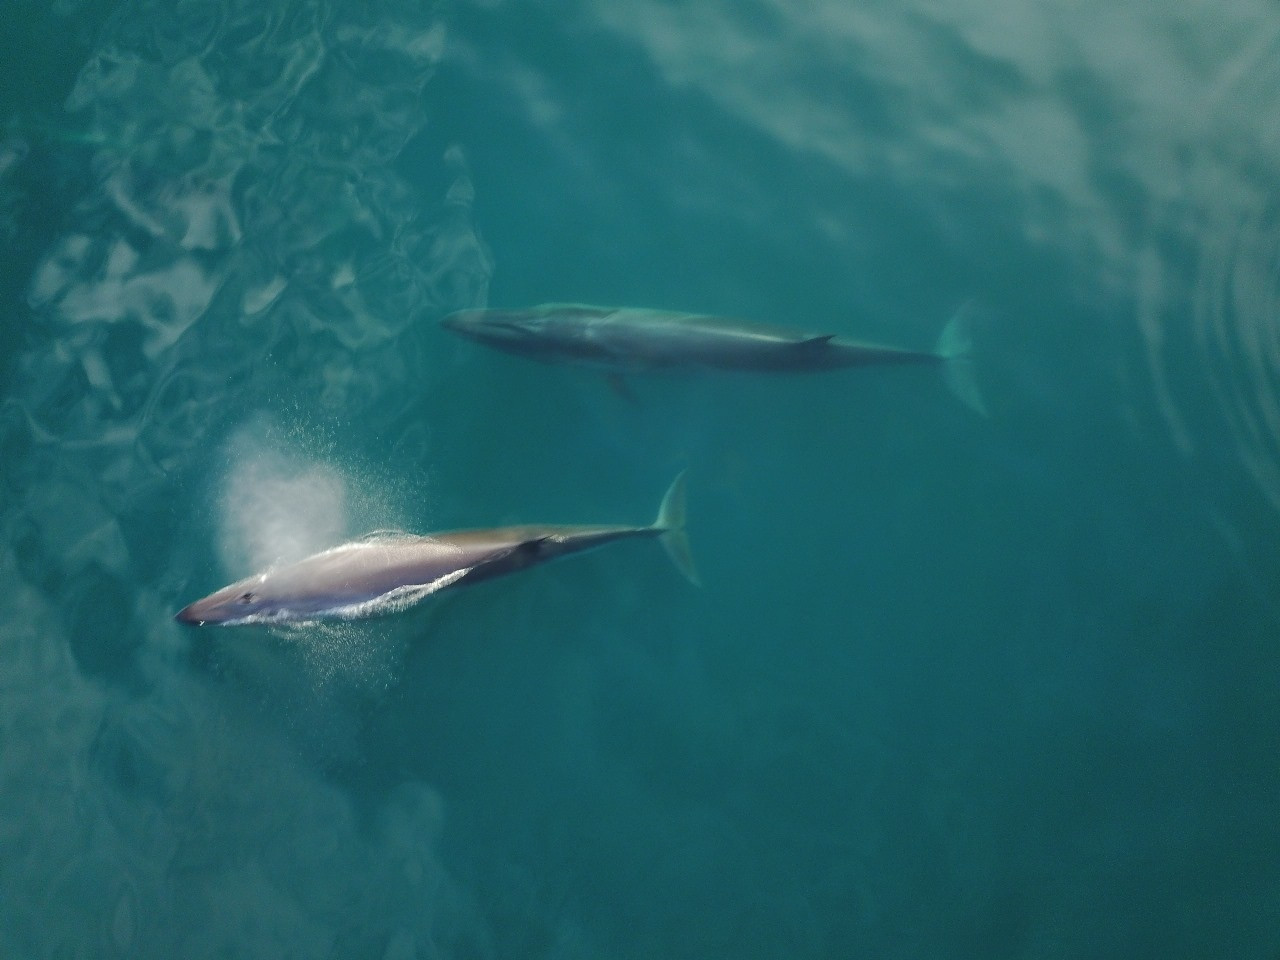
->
[3,0,1280,956]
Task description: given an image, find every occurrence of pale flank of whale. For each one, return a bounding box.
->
[175,473,696,627]
[440,302,986,415]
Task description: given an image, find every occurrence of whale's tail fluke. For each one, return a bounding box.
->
[655,471,700,586]
[935,301,987,417]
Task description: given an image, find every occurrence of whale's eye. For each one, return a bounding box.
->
[238,592,255,604]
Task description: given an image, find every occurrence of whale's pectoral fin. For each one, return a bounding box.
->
[606,373,639,404]
[514,536,555,560]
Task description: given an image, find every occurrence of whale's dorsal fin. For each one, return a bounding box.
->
[794,334,836,348]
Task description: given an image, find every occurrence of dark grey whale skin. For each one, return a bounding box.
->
[442,304,940,372]
[439,303,984,413]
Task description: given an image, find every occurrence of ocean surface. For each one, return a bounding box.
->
[3,1,1280,957]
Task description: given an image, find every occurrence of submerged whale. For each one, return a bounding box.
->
[175,473,696,626]
[441,302,985,414]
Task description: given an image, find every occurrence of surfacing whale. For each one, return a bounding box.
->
[175,473,696,626]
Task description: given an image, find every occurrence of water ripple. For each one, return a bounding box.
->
[1138,32,1280,528]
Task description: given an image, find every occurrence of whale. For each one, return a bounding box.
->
[441,302,985,414]
[175,473,696,626]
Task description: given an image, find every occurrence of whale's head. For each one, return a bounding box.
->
[175,574,275,626]
[440,305,619,360]
[439,308,546,349]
